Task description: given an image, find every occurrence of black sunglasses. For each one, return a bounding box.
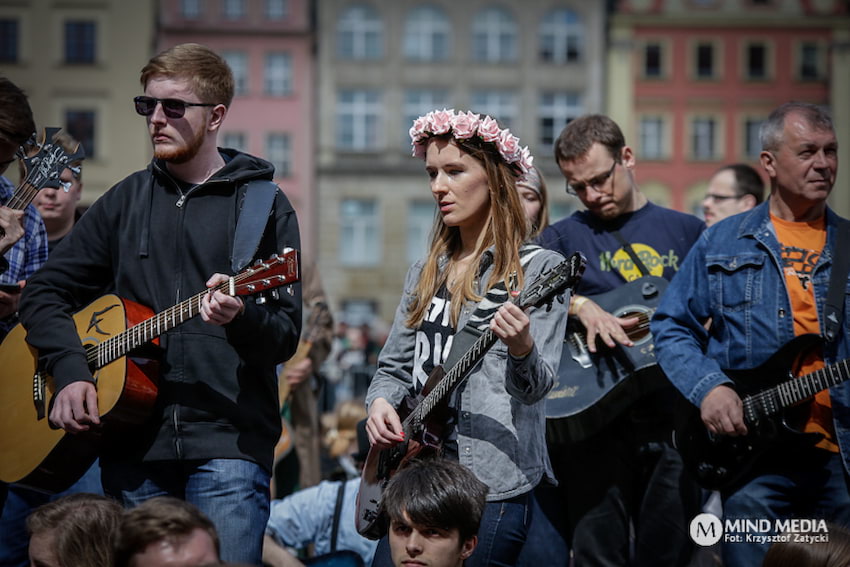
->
[133,96,217,119]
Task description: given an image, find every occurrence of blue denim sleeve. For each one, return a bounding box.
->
[651,232,733,407]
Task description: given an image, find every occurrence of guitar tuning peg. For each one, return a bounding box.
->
[270,289,280,301]
[256,294,267,305]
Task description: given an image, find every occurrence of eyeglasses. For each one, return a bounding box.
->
[703,193,743,202]
[133,96,217,119]
[566,161,618,196]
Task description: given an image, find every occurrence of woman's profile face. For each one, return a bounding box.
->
[425,138,491,234]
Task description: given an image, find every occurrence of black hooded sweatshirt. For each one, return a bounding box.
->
[19,149,302,471]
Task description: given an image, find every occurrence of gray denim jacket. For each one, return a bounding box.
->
[366,246,569,500]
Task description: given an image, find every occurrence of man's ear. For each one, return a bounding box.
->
[740,194,757,211]
[208,103,228,132]
[760,150,776,179]
[460,535,478,560]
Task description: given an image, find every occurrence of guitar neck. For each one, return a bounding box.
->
[743,358,850,422]
[86,283,230,369]
[6,182,41,211]
[405,327,499,433]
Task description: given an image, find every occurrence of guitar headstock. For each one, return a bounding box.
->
[518,251,586,310]
[232,248,300,295]
[18,127,86,194]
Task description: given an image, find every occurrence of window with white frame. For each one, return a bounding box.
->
[340,199,380,266]
[744,118,763,160]
[223,0,245,20]
[643,42,663,78]
[222,132,246,151]
[799,41,824,80]
[266,133,291,177]
[695,42,715,79]
[265,0,288,20]
[638,116,665,160]
[403,89,450,145]
[264,52,292,96]
[64,20,97,64]
[746,42,768,80]
[222,51,248,96]
[692,117,717,160]
[471,6,517,63]
[407,200,435,264]
[181,0,202,19]
[470,91,517,130]
[404,5,450,61]
[538,92,583,148]
[337,4,383,60]
[337,90,381,151]
[539,9,582,64]
[0,19,18,63]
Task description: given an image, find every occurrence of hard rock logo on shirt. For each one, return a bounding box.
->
[413,291,454,390]
[600,243,681,281]
[781,245,820,290]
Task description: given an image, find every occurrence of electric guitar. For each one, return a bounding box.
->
[546,275,670,443]
[674,333,849,491]
[355,252,586,540]
[0,249,299,493]
[0,127,85,239]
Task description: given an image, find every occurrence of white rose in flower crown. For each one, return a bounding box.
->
[451,111,480,139]
[520,146,534,172]
[477,116,502,143]
[497,129,522,163]
[428,109,454,135]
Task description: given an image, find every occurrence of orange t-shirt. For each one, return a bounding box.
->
[772,213,837,452]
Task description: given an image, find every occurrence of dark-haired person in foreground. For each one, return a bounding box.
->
[384,458,488,567]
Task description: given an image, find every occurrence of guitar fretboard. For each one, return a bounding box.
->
[6,182,42,211]
[743,358,850,422]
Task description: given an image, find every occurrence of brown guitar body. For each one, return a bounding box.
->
[0,295,158,493]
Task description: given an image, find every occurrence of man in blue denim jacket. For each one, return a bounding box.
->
[653,102,850,567]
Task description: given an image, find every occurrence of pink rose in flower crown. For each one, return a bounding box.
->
[451,111,480,140]
[477,116,502,143]
[409,115,430,143]
[497,129,522,163]
[427,109,454,135]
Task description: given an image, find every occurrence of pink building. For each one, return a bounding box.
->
[611,0,847,215]
[157,0,317,255]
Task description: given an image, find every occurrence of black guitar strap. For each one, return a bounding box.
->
[443,245,543,369]
[330,480,345,553]
[611,230,651,277]
[822,218,850,343]
[231,179,279,273]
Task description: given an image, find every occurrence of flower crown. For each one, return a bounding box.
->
[409,109,533,176]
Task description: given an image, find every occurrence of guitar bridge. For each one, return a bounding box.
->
[33,370,46,420]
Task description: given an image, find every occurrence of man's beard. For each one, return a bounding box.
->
[153,127,206,164]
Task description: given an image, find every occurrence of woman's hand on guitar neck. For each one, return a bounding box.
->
[367,397,405,449]
[573,296,639,352]
[49,381,101,434]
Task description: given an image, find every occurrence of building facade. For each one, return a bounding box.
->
[0,0,157,204]
[609,0,850,215]
[315,0,607,325]
[158,0,317,255]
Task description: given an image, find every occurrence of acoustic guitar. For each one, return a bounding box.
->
[545,275,670,443]
[0,249,299,493]
[355,252,586,539]
[674,333,849,491]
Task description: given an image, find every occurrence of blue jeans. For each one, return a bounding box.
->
[371,493,531,567]
[515,484,570,567]
[0,460,103,567]
[101,458,270,564]
[722,447,850,567]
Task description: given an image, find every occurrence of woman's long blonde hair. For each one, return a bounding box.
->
[406,134,531,328]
